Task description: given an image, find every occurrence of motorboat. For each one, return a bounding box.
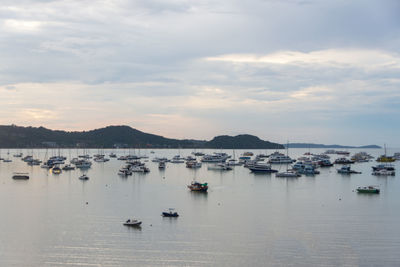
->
[242,152,254,156]
[249,163,278,173]
[337,165,361,174]
[79,174,89,180]
[109,153,117,158]
[187,181,208,192]
[162,209,179,217]
[12,172,29,179]
[123,219,142,226]
[356,186,380,194]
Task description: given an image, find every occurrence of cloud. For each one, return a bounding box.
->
[206,49,400,70]
[0,0,399,145]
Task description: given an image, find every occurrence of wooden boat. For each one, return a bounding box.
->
[188,181,208,192]
[356,186,380,194]
[12,172,29,180]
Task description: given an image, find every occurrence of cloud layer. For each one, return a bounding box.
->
[1,0,399,146]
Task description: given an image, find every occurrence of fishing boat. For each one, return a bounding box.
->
[12,172,29,179]
[162,209,179,217]
[123,219,142,226]
[187,181,208,192]
[356,186,380,194]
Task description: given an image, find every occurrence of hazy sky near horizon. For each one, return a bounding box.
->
[1,0,399,146]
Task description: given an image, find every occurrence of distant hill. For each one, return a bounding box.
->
[0,125,283,149]
[206,135,283,149]
[285,143,381,149]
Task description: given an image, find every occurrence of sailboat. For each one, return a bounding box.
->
[376,144,395,162]
[3,149,12,162]
[276,142,300,177]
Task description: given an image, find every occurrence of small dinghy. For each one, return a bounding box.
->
[79,174,89,180]
[123,219,142,226]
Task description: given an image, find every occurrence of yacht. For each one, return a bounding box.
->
[268,152,295,164]
[201,153,230,163]
[249,163,278,173]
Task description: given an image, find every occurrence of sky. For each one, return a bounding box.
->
[0,0,399,146]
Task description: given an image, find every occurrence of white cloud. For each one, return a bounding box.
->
[206,49,400,70]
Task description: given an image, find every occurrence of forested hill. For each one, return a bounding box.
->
[0,125,283,149]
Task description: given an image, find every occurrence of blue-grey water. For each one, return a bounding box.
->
[0,148,400,266]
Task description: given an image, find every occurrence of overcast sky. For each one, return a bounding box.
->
[1,0,399,146]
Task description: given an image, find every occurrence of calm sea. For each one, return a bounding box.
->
[0,148,399,266]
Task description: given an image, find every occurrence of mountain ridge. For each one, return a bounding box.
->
[0,125,283,149]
